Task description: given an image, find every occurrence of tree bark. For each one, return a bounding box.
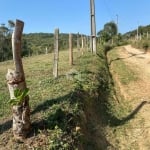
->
[6,19,30,141]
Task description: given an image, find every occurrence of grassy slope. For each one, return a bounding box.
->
[0,49,114,149]
[0,46,137,149]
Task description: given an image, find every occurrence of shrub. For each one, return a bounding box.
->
[142,41,149,52]
[103,44,114,55]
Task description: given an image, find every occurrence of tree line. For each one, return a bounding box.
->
[0,20,14,61]
[1,20,150,62]
[0,21,84,62]
[0,20,122,63]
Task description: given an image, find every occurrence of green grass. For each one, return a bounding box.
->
[0,46,140,149]
[105,47,140,149]
[108,47,138,85]
[0,49,107,149]
[105,47,136,120]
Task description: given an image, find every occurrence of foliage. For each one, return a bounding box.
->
[23,33,80,56]
[97,21,118,43]
[123,24,150,52]
[103,44,115,53]
[131,39,150,52]
[142,41,149,51]
[0,23,12,61]
[8,88,29,106]
[0,23,83,62]
[97,30,110,43]
[104,21,118,37]
[0,49,114,149]
[0,43,135,149]
[124,24,150,40]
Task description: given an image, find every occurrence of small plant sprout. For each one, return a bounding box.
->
[8,88,29,106]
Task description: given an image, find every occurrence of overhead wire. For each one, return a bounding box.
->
[102,0,114,21]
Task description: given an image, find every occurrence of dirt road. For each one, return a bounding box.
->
[115,45,150,149]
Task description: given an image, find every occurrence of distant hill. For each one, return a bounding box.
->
[23,32,78,56]
[0,32,81,62]
[123,24,150,39]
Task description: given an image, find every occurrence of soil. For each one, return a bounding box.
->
[112,45,150,150]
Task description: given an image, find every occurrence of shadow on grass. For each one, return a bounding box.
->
[29,91,79,138]
[31,93,70,115]
[0,119,12,134]
[100,99,148,127]
[0,93,73,135]
[97,50,149,127]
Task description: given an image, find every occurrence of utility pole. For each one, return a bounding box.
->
[137,22,139,40]
[90,0,97,54]
[137,27,139,40]
[116,14,118,34]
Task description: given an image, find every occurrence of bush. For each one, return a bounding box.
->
[131,40,150,52]
[103,44,114,54]
[142,41,149,52]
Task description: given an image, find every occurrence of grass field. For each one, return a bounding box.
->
[0,49,108,149]
[0,46,138,149]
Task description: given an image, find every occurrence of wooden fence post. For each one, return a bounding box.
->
[53,28,59,78]
[81,35,84,49]
[69,33,73,65]
[6,19,30,141]
[45,46,48,54]
[81,35,84,55]
[77,32,80,52]
[84,36,88,51]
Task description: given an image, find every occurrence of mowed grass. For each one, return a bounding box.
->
[0,49,101,149]
[0,46,141,150]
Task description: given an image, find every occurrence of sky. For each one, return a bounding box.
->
[0,0,150,35]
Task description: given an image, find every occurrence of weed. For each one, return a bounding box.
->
[8,88,29,106]
[0,48,132,149]
[108,47,138,84]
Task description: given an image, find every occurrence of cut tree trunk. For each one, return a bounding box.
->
[6,19,30,141]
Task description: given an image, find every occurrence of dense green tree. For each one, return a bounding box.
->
[8,20,15,35]
[0,24,11,61]
[0,24,9,36]
[97,21,118,44]
[104,21,118,37]
[0,21,87,62]
[97,30,111,43]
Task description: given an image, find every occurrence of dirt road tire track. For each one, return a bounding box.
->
[111,45,150,150]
